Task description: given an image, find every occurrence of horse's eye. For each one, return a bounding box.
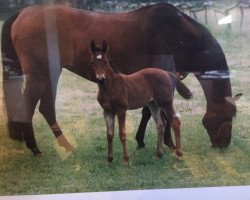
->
[90,61,94,65]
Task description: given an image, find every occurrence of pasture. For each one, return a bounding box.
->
[0,6,250,195]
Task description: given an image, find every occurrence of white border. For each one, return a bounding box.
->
[0,186,249,200]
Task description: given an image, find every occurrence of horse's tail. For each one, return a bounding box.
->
[1,12,21,77]
[176,80,193,100]
[1,11,25,141]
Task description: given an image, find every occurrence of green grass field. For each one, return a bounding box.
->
[0,10,250,195]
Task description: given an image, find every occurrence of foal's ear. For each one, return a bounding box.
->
[102,40,108,54]
[89,40,96,53]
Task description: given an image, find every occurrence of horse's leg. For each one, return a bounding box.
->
[135,106,173,149]
[103,111,115,163]
[117,108,129,163]
[147,102,165,158]
[38,74,74,152]
[22,75,47,156]
[135,106,151,148]
[22,123,42,156]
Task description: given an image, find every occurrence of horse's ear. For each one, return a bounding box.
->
[225,93,243,104]
[102,40,108,54]
[232,93,243,101]
[89,40,96,53]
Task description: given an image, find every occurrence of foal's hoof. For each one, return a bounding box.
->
[169,147,176,153]
[123,160,130,166]
[30,148,42,157]
[123,157,130,166]
[176,150,183,157]
[157,152,163,159]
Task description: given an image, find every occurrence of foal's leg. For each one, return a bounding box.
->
[147,102,165,158]
[103,111,115,163]
[162,102,183,157]
[170,116,182,157]
[117,108,129,163]
[39,74,74,152]
[160,111,176,151]
[135,106,173,149]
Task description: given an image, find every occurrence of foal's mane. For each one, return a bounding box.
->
[108,60,121,74]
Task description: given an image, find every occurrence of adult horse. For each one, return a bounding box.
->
[1,3,239,155]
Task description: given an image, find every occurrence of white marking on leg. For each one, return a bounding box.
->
[174,112,181,118]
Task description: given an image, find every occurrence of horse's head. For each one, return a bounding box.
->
[203,93,242,148]
[89,40,109,85]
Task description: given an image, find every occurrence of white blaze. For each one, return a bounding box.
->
[97,55,102,59]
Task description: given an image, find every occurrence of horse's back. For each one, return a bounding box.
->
[11,5,80,75]
[10,3,227,76]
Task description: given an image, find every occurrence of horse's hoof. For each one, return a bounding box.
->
[30,148,42,156]
[107,156,114,163]
[135,137,145,149]
[65,145,75,152]
[57,135,74,152]
[137,146,145,150]
[137,142,145,149]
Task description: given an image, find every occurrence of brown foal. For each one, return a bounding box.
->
[89,40,187,163]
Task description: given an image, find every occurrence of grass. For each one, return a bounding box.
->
[0,11,250,196]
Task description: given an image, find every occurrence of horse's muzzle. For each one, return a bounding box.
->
[96,75,106,84]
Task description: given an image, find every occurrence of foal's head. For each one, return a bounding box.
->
[89,40,110,85]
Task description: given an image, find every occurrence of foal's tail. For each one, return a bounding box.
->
[176,80,193,100]
[1,11,24,141]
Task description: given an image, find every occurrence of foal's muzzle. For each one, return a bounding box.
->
[96,74,106,84]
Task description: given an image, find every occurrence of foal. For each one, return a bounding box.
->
[89,40,187,163]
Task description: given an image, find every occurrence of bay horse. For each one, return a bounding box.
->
[90,40,189,162]
[1,3,240,155]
